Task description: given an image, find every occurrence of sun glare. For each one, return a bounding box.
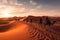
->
[2,10,10,17]
[0,5,15,18]
[0,4,23,18]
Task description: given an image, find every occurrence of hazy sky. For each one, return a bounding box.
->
[0,0,60,17]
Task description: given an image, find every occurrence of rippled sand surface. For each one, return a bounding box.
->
[0,21,60,40]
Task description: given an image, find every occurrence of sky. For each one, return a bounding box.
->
[0,0,60,17]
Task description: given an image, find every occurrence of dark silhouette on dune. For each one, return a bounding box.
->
[39,17,43,24]
[23,16,60,40]
[45,17,51,26]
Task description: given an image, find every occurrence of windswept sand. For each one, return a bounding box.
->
[0,21,31,40]
[0,21,60,40]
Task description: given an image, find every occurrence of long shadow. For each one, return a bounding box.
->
[0,22,13,32]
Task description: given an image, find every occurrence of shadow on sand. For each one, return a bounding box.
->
[0,21,12,32]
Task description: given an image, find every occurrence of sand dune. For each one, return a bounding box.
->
[0,16,60,40]
[0,21,30,40]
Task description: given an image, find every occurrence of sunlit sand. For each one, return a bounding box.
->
[0,21,30,40]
